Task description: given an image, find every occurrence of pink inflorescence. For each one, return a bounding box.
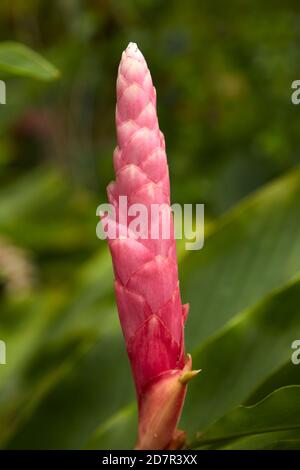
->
[104,43,198,450]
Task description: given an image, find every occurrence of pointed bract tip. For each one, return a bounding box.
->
[127,41,138,50]
[178,369,201,385]
[124,42,144,61]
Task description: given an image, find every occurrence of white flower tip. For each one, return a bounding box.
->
[127,41,138,50]
[125,42,144,62]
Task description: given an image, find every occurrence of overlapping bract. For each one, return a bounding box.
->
[105,43,192,449]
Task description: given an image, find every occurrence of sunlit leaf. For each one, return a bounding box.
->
[182,275,300,435]
[182,166,300,347]
[0,42,59,80]
[195,386,300,449]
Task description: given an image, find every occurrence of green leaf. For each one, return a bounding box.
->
[0,168,98,262]
[220,431,300,450]
[81,275,300,449]
[0,252,136,449]
[245,361,300,405]
[5,333,135,449]
[0,169,63,224]
[0,42,60,80]
[195,386,300,449]
[85,404,137,450]
[3,168,300,450]
[182,166,300,348]
[182,276,300,435]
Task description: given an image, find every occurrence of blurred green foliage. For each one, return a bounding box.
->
[0,42,59,80]
[0,0,300,449]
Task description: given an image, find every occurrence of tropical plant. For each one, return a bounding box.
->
[0,0,300,451]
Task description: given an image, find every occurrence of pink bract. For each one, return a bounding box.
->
[103,43,198,450]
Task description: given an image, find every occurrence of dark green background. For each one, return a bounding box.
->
[0,0,300,449]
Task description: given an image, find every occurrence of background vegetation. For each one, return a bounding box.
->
[0,0,300,449]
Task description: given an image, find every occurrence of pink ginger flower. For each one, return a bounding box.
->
[103,43,199,450]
